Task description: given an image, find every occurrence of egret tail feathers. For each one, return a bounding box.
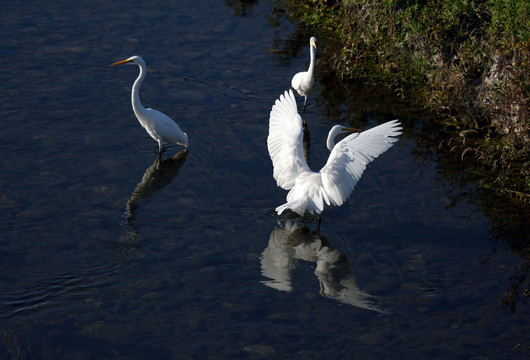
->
[275,199,307,216]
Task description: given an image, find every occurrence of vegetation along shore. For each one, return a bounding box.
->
[285,0,529,203]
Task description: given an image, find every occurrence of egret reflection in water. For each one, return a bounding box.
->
[261,221,388,313]
[123,149,188,237]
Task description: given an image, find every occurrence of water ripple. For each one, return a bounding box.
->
[0,255,134,319]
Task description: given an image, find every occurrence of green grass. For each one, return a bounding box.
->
[288,0,530,199]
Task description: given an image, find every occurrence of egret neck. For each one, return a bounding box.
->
[130,59,149,128]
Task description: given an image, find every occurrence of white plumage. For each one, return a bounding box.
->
[112,56,188,159]
[291,37,317,112]
[267,89,402,216]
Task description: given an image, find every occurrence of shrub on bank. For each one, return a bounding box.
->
[289,0,529,199]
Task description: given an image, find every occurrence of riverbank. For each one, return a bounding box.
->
[286,0,529,202]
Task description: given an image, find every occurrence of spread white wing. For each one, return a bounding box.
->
[320,120,402,207]
[267,89,310,190]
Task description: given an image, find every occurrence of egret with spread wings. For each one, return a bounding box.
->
[267,89,402,216]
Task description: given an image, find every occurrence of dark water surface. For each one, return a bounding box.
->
[1,1,529,359]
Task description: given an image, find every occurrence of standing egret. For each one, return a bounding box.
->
[267,89,402,216]
[112,56,188,160]
[291,37,317,117]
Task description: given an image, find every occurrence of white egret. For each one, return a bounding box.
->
[291,37,317,114]
[112,56,188,160]
[267,89,402,216]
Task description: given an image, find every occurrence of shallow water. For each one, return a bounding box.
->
[1,1,529,359]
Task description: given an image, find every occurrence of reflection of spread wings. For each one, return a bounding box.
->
[261,223,298,292]
[261,221,388,313]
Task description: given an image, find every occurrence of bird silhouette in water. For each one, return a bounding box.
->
[123,149,188,241]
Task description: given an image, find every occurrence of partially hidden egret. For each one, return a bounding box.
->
[267,89,402,216]
[112,56,188,160]
[291,37,317,115]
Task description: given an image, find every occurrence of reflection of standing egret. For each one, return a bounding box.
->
[124,149,188,239]
[261,221,388,313]
[112,56,189,161]
[267,89,402,217]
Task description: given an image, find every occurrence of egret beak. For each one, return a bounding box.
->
[342,127,362,133]
[311,40,317,49]
[111,59,133,66]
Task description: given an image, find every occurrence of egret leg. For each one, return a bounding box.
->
[302,97,308,126]
[157,140,165,163]
[302,125,311,163]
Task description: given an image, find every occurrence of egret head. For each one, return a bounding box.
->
[111,55,145,67]
[326,125,362,151]
[310,37,317,49]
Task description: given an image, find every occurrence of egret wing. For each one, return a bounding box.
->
[320,120,402,206]
[267,90,310,190]
[149,109,183,141]
[291,72,303,92]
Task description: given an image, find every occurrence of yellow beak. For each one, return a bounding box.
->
[343,127,362,133]
[111,59,132,66]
